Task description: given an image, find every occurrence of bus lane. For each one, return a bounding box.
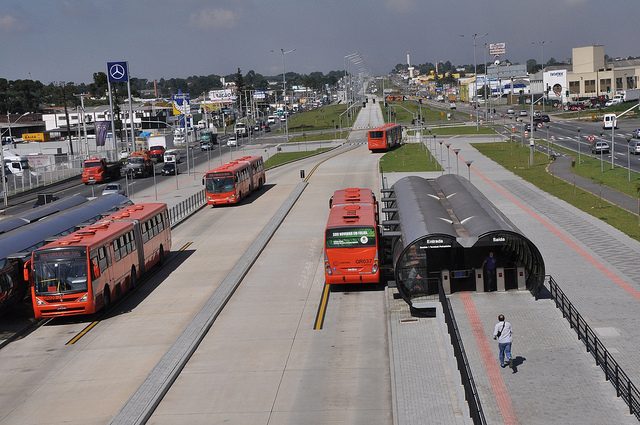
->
[0,148,347,425]
[149,144,393,423]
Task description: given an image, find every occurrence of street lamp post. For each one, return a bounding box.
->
[577,128,581,165]
[273,48,296,144]
[445,143,451,173]
[461,33,488,130]
[439,140,444,175]
[465,160,474,181]
[627,137,632,182]
[453,148,461,175]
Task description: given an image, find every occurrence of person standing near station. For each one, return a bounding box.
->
[493,314,513,368]
[482,251,497,291]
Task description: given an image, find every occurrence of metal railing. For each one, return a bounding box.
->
[168,189,206,227]
[547,275,640,419]
[4,159,84,198]
[438,282,487,425]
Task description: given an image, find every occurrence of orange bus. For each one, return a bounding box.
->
[324,188,380,285]
[203,155,265,206]
[29,203,171,318]
[367,123,402,152]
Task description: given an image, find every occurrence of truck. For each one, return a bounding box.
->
[3,151,33,178]
[82,156,122,184]
[125,151,154,178]
[164,149,182,164]
[615,89,640,103]
[199,130,218,150]
[147,134,174,163]
[22,132,50,142]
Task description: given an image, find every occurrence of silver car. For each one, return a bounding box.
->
[102,183,125,196]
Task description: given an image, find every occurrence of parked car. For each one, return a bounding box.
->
[506,109,515,116]
[632,129,640,138]
[629,139,640,155]
[227,135,238,147]
[161,162,178,176]
[449,102,457,110]
[591,141,610,154]
[519,110,528,117]
[253,124,261,132]
[102,183,125,196]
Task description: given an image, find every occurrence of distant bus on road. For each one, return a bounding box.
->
[324,188,380,285]
[367,123,402,152]
[203,156,265,206]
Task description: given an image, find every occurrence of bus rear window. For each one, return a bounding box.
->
[326,227,376,248]
[369,131,384,138]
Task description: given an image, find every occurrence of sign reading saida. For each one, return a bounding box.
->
[22,132,50,142]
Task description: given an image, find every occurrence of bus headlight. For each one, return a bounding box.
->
[372,261,379,274]
[325,262,332,275]
[77,294,88,302]
[36,297,46,306]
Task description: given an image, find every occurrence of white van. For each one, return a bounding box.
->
[603,113,617,130]
[267,115,277,124]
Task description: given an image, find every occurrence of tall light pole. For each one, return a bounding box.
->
[532,41,550,113]
[445,143,451,173]
[461,33,488,130]
[465,160,474,182]
[453,148,461,175]
[272,48,296,143]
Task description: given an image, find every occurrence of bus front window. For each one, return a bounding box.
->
[206,177,235,193]
[33,248,88,295]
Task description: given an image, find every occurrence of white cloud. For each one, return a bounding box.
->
[0,14,24,32]
[384,0,416,13]
[190,8,238,30]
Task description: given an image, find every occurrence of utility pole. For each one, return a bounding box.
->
[61,82,74,155]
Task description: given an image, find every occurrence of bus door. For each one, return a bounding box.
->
[132,221,146,275]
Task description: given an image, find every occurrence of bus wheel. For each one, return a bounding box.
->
[130,267,137,290]
[103,287,111,310]
[159,246,165,266]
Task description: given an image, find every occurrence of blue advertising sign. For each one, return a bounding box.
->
[107,61,129,83]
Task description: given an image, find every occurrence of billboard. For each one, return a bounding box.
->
[172,92,190,116]
[95,121,110,147]
[253,91,266,100]
[209,89,236,103]
[489,43,506,56]
[543,69,568,103]
[107,61,129,83]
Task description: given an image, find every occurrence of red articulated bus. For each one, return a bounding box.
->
[324,188,380,285]
[367,123,402,152]
[203,156,265,206]
[29,203,171,319]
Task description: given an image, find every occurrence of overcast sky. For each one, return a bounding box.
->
[2,0,639,84]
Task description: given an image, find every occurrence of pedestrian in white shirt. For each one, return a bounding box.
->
[493,314,513,368]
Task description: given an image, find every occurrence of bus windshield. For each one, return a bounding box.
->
[206,176,235,193]
[326,226,376,248]
[33,248,88,295]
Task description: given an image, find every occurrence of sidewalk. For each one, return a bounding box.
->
[548,155,639,214]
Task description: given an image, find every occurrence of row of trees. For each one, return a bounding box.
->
[0,69,345,115]
[393,57,564,77]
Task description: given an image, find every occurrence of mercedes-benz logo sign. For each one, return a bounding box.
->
[109,64,125,80]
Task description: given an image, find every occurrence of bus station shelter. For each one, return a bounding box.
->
[381,175,545,307]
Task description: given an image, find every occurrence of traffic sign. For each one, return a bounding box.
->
[107,61,129,83]
[587,135,595,143]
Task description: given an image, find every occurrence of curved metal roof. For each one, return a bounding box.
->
[0,194,87,235]
[0,194,131,260]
